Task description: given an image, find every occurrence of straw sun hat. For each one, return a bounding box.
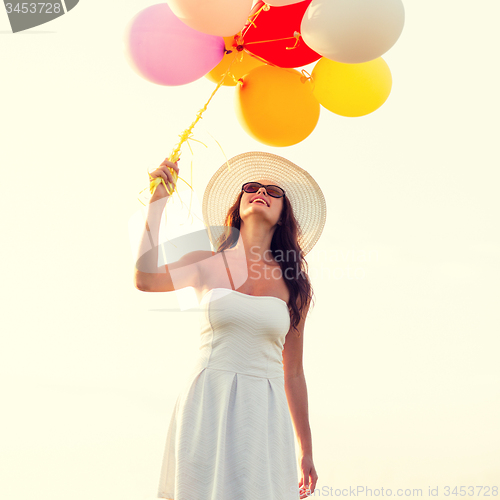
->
[202,151,327,256]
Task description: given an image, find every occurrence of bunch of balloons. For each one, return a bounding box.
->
[124,0,405,147]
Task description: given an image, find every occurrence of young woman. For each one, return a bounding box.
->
[134,151,327,499]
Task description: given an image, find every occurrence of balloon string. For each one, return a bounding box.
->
[237,4,301,50]
[240,48,272,68]
[287,31,301,50]
[137,51,240,243]
[240,3,268,38]
[207,131,232,174]
[137,171,195,207]
[243,33,301,50]
[145,51,239,201]
[241,48,312,83]
[300,69,313,86]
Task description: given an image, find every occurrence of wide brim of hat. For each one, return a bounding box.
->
[202,151,327,256]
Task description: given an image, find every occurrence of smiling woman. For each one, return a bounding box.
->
[135,151,326,499]
[238,178,286,237]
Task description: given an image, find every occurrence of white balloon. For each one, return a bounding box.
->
[167,0,253,37]
[301,0,405,64]
[265,0,307,6]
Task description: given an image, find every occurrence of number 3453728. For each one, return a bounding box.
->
[5,3,62,14]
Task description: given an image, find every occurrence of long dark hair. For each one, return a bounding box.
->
[215,190,314,337]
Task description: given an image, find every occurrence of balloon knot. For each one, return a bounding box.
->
[263,3,271,11]
[225,49,233,55]
[286,31,301,50]
[300,69,312,83]
[236,44,245,52]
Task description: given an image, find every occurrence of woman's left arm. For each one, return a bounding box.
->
[283,300,319,497]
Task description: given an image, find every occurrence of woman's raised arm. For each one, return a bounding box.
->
[133,158,210,292]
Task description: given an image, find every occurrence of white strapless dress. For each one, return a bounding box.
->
[157,288,300,500]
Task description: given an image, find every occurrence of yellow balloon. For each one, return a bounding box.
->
[312,57,392,117]
[205,37,265,86]
[234,65,320,147]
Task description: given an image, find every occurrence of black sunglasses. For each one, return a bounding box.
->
[242,182,286,199]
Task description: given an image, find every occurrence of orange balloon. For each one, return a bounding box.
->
[205,37,264,86]
[234,65,320,147]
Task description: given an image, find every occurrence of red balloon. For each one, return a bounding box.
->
[241,0,321,68]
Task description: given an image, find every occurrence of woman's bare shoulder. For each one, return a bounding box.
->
[166,249,214,269]
[189,249,217,260]
[190,250,225,288]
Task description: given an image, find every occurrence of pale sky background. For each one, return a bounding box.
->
[1,1,499,499]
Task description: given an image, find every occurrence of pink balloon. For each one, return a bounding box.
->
[124,3,225,86]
